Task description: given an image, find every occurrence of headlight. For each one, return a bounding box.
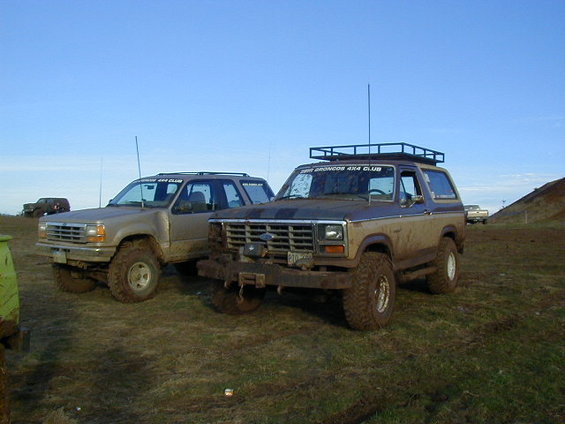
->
[321,224,344,240]
[86,224,106,243]
[38,222,47,240]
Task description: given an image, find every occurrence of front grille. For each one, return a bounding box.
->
[46,223,87,243]
[225,222,314,252]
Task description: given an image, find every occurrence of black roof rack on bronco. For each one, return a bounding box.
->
[309,142,445,165]
[157,172,250,177]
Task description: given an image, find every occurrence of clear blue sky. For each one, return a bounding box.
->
[1,0,564,215]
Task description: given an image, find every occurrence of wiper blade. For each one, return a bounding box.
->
[277,195,305,200]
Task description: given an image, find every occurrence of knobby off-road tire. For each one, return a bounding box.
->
[53,264,97,293]
[426,237,460,294]
[342,252,396,330]
[107,244,161,303]
[211,280,266,315]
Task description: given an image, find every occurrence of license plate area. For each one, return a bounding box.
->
[287,251,313,267]
[52,250,67,264]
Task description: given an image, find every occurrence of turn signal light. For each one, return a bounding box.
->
[324,245,345,254]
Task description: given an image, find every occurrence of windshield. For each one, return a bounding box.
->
[108,178,183,208]
[278,165,395,201]
[241,180,274,204]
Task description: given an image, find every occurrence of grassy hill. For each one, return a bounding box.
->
[490,177,565,224]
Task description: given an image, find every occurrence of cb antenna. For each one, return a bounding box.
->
[368,83,372,155]
[98,157,103,208]
[135,136,145,208]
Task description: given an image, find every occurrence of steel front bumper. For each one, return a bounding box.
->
[197,257,353,290]
[36,242,116,264]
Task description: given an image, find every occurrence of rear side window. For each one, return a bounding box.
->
[423,170,457,200]
[241,180,273,204]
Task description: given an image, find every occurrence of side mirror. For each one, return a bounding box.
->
[413,195,425,205]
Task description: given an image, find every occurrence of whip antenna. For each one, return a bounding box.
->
[368,83,372,154]
[135,136,145,208]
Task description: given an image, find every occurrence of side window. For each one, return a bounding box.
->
[223,181,244,209]
[241,180,273,204]
[173,181,216,214]
[423,170,457,200]
[399,171,423,207]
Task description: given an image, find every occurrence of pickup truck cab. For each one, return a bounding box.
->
[37,172,273,303]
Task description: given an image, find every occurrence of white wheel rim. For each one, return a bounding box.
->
[128,262,152,291]
[447,252,457,280]
[375,276,390,313]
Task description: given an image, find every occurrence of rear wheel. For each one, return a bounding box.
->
[427,237,460,294]
[211,280,265,314]
[53,264,96,293]
[343,252,396,330]
[108,243,161,303]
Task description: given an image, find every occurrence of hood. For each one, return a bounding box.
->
[212,199,374,221]
[23,202,39,209]
[39,206,161,223]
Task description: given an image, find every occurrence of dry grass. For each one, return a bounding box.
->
[1,216,564,423]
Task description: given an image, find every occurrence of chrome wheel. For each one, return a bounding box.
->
[375,275,390,313]
[127,261,153,291]
[446,252,457,281]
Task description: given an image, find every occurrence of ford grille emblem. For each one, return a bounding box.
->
[259,233,275,242]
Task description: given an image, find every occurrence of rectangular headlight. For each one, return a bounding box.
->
[321,224,344,240]
[86,224,106,243]
[38,222,47,240]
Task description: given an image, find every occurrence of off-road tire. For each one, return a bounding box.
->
[108,244,161,303]
[426,237,460,294]
[342,252,396,330]
[211,280,265,315]
[53,264,97,293]
[32,209,43,218]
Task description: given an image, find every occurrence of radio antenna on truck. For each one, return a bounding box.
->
[135,136,145,208]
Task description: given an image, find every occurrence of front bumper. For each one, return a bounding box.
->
[198,257,353,290]
[36,242,116,264]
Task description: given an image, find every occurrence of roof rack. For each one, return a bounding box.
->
[309,142,444,165]
[157,172,250,177]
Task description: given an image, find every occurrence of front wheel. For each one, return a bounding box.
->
[108,244,161,303]
[342,252,396,330]
[426,237,460,294]
[211,280,265,315]
[53,264,97,293]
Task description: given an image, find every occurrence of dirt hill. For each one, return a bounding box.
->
[490,177,565,224]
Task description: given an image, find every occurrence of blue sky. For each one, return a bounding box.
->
[1,0,563,215]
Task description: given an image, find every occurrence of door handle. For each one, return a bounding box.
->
[424,209,432,215]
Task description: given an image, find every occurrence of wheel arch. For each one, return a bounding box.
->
[353,234,394,264]
[115,234,165,264]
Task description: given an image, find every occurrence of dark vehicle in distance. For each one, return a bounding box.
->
[23,197,70,217]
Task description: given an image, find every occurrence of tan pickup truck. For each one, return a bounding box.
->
[37,172,273,303]
[464,204,489,224]
[198,143,466,330]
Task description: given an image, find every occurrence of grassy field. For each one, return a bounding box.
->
[1,216,563,424]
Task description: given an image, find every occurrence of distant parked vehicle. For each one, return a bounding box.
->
[23,198,70,217]
[464,205,489,224]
